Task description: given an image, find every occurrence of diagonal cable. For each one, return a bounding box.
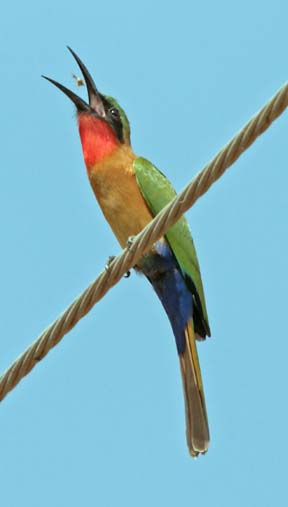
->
[0,82,287,402]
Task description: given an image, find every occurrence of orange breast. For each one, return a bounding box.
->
[88,145,153,248]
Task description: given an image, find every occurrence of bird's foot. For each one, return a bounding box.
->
[125,236,136,275]
[126,235,135,249]
[105,255,131,279]
[105,255,116,272]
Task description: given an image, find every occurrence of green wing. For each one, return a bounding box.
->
[134,157,210,334]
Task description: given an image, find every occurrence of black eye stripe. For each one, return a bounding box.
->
[98,94,124,143]
[108,108,123,142]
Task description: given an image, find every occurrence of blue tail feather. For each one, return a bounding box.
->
[140,240,193,354]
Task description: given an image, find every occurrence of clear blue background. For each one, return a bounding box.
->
[0,1,287,505]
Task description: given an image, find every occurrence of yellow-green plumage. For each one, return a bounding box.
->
[134,157,210,336]
[44,47,211,457]
[88,149,211,456]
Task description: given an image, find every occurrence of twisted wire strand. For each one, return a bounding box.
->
[0,82,287,402]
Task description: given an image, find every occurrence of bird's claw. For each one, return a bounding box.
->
[126,236,135,249]
[125,236,136,276]
[105,255,115,272]
[105,255,131,279]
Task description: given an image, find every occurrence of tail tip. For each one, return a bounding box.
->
[188,438,209,458]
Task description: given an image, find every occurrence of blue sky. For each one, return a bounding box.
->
[0,1,287,505]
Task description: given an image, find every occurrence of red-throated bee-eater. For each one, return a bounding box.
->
[43,47,211,457]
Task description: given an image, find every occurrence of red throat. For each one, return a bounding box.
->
[78,113,119,170]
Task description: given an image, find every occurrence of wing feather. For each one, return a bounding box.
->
[134,157,210,336]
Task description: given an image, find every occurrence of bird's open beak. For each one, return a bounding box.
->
[42,47,105,117]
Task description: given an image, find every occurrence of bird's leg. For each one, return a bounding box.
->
[105,255,116,271]
[105,255,131,279]
[124,235,137,275]
[126,235,135,249]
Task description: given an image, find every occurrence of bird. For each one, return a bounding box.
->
[43,47,211,457]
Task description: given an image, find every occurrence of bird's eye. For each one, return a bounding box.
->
[109,107,120,120]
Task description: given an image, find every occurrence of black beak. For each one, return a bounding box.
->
[42,75,90,112]
[42,47,106,117]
